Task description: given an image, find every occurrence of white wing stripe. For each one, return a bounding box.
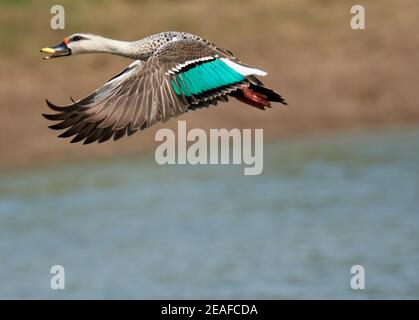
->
[165,56,215,75]
[220,58,267,77]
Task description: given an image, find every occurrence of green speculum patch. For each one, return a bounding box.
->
[171,59,245,96]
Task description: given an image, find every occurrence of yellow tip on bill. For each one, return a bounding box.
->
[41,47,55,54]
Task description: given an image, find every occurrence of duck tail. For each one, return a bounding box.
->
[234,83,287,110]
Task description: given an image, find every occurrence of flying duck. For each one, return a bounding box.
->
[41,32,287,144]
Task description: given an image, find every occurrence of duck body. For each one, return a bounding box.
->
[41,31,287,144]
[120,31,221,59]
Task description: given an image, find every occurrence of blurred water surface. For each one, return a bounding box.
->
[0,128,418,299]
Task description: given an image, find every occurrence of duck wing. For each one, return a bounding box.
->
[43,38,269,144]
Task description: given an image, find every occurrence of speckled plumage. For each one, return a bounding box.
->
[125,31,233,60]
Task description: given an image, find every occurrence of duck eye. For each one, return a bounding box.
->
[72,35,83,42]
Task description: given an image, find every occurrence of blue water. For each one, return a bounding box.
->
[0,128,418,299]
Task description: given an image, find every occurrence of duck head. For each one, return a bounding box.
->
[40,33,106,59]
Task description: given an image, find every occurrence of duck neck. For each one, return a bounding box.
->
[99,37,153,60]
[96,38,134,59]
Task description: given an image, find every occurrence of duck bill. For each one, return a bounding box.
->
[41,42,71,60]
